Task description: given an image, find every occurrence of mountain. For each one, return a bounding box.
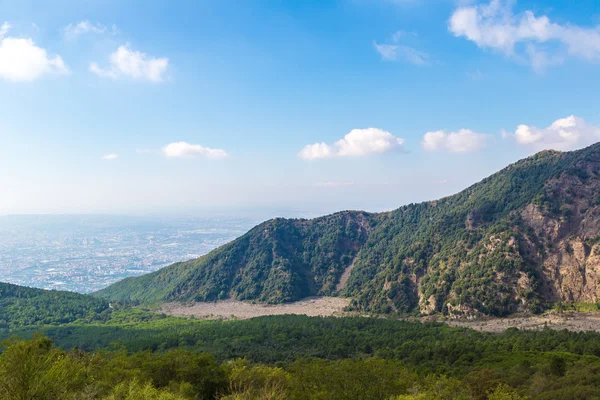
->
[95,211,376,304]
[96,143,600,317]
[0,282,110,329]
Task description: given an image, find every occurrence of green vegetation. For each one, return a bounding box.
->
[5,313,600,399]
[95,211,375,304]
[7,310,600,371]
[0,282,110,329]
[97,143,600,317]
[4,285,600,398]
[553,302,600,313]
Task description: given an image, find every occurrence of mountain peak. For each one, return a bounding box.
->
[96,144,600,317]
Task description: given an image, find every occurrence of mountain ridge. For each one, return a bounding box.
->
[96,143,600,317]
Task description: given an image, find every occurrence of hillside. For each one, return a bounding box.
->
[96,143,600,317]
[0,282,110,328]
[95,211,375,304]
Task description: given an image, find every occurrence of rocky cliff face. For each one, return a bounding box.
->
[521,163,600,305]
[344,145,600,318]
[420,147,600,318]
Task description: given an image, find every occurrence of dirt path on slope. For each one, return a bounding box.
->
[336,258,357,291]
[160,296,350,320]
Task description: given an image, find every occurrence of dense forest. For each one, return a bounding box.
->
[4,309,600,399]
[4,276,600,398]
[96,144,600,318]
[0,282,110,329]
[8,310,600,370]
[0,335,531,400]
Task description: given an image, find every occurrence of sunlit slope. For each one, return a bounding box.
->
[97,143,600,317]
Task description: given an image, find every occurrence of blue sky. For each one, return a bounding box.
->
[1,0,599,216]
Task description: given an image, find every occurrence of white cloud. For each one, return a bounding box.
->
[374,42,399,61]
[90,44,169,82]
[374,29,429,65]
[0,22,10,37]
[63,21,117,40]
[449,0,600,70]
[0,22,68,82]
[162,142,229,159]
[374,42,429,64]
[101,153,119,160]
[299,128,405,160]
[422,129,489,153]
[507,115,600,151]
[392,30,408,42]
[398,45,429,65]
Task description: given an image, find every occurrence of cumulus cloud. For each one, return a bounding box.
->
[162,142,229,159]
[90,44,168,82]
[0,22,68,82]
[374,30,429,65]
[422,129,489,153]
[63,21,117,40]
[507,115,600,151]
[101,153,119,160]
[449,0,600,71]
[298,128,405,160]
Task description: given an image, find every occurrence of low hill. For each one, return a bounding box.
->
[0,282,110,328]
[96,143,600,317]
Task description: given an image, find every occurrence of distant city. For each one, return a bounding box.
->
[0,215,258,293]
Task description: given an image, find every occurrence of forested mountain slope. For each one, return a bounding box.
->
[96,211,375,304]
[0,282,110,328]
[97,143,600,317]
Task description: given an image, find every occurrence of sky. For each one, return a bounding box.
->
[0,0,599,217]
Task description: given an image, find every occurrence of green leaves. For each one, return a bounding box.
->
[0,335,88,400]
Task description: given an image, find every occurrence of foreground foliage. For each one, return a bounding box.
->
[1,335,592,400]
[4,312,600,398]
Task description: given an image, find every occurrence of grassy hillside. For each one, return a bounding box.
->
[0,282,110,328]
[97,143,600,317]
